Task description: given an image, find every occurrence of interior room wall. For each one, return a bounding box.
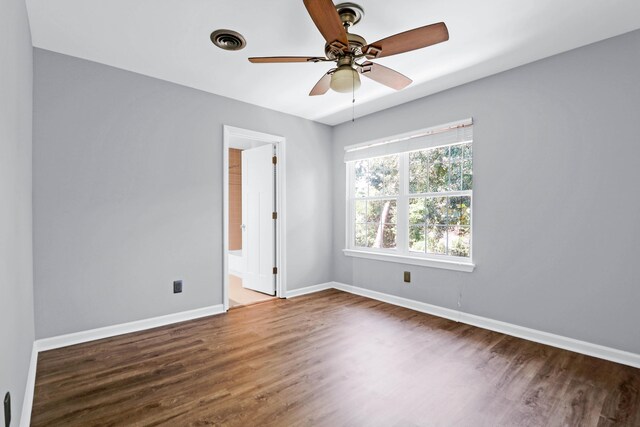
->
[228,148,242,251]
[332,29,640,354]
[0,0,35,423]
[33,49,333,339]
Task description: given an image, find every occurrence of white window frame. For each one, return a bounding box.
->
[343,121,475,273]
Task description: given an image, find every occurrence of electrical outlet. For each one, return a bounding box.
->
[173,280,183,294]
[403,271,411,283]
[4,392,10,427]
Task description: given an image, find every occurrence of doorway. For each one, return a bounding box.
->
[223,126,286,311]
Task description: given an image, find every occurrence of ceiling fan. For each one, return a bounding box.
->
[248,0,449,96]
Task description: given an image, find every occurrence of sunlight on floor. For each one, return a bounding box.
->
[229,274,275,308]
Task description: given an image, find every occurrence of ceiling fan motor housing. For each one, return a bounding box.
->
[325,32,367,59]
[323,3,367,59]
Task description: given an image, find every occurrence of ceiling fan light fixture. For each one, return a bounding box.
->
[330,65,361,93]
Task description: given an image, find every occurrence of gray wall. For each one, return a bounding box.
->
[332,30,640,354]
[33,49,333,339]
[0,0,35,424]
[32,29,640,355]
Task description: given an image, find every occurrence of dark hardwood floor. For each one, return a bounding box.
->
[31,289,640,426]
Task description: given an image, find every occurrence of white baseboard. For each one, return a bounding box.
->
[19,342,38,427]
[285,282,334,298]
[36,304,225,352]
[331,282,640,369]
[458,310,640,369]
[332,282,463,323]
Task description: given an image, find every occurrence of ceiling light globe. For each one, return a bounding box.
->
[330,66,361,93]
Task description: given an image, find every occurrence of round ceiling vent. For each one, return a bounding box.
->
[210,29,247,51]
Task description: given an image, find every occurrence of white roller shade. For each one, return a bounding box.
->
[344,118,473,162]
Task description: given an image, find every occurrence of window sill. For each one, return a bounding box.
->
[342,249,475,272]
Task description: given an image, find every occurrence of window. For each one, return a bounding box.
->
[344,119,474,271]
[353,155,399,249]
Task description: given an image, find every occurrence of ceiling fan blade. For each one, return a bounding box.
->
[303,0,349,47]
[249,56,326,63]
[358,62,412,90]
[309,71,332,96]
[363,22,449,58]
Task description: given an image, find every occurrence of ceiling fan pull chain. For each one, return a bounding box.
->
[352,97,356,123]
[352,69,356,122]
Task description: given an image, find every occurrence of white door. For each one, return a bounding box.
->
[241,144,276,295]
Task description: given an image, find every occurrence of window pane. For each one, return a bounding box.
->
[427,225,447,254]
[409,225,426,253]
[365,224,377,248]
[448,196,471,226]
[379,224,397,249]
[463,143,472,160]
[355,224,368,247]
[409,197,426,224]
[450,144,463,160]
[367,200,397,224]
[449,160,462,191]
[426,197,447,225]
[354,161,368,197]
[409,151,429,194]
[367,155,399,196]
[362,223,396,249]
[428,146,449,164]
[448,226,470,257]
[428,161,449,193]
[355,200,367,224]
[462,160,473,191]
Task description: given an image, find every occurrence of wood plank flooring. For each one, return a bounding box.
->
[31,289,640,426]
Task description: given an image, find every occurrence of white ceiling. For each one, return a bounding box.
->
[25,0,640,125]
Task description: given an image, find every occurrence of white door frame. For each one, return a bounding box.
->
[222,125,286,311]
